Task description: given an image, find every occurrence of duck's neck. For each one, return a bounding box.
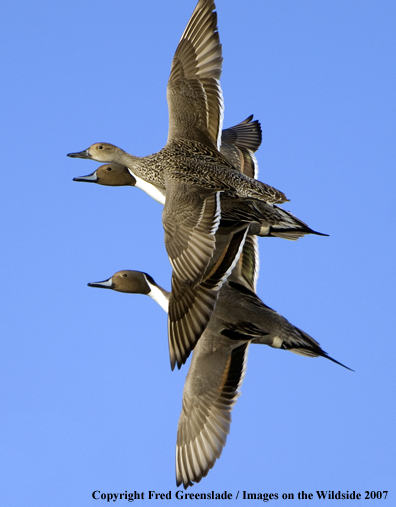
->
[114,149,140,169]
[117,149,166,204]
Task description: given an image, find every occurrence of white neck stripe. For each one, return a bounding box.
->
[127,169,166,205]
[146,280,169,313]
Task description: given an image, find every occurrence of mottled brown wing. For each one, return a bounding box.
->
[167,0,224,151]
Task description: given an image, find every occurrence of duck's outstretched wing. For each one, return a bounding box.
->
[176,335,249,488]
[163,183,221,285]
[220,115,262,179]
[164,185,248,370]
[167,0,224,151]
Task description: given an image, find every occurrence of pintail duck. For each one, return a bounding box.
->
[67,1,287,202]
[74,116,327,240]
[88,238,351,489]
[89,267,249,489]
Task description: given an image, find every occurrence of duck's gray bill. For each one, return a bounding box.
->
[88,278,113,289]
[73,172,98,183]
[67,149,91,159]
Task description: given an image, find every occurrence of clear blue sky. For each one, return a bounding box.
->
[1,1,395,505]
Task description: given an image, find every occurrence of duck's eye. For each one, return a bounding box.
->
[107,167,112,171]
[122,274,127,277]
[98,145,103,150]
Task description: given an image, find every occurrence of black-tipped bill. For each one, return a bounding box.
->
[73,172,98,183]
[67,149,91,159]
[88,277,113,289]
